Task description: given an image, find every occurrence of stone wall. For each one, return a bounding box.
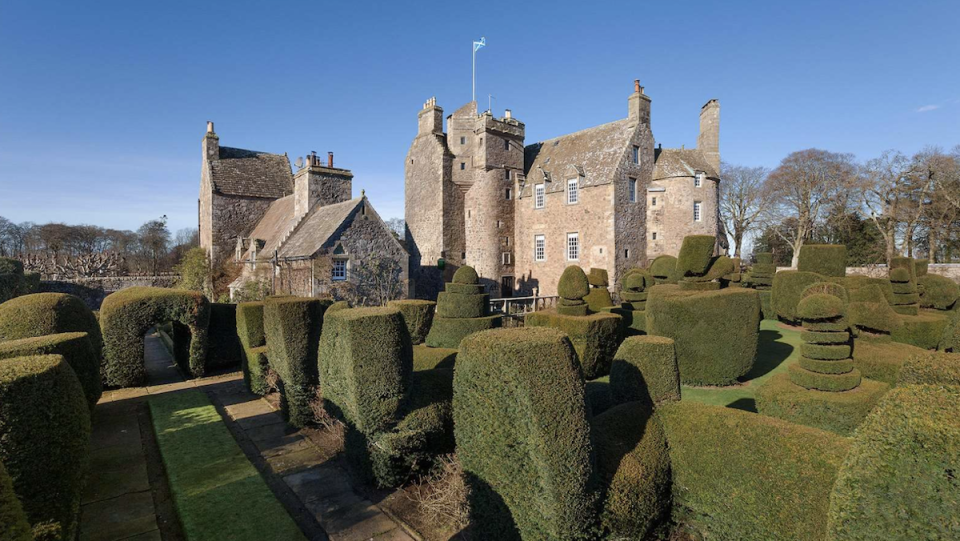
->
[209,193,275,265]
[613,121,655,287]
[646,175,719,261]
[41,275,179,310]
[776,264,960,281]
[405,121,452,299]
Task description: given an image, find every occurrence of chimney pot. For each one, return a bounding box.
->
[206,121,214,134]
[634,80,640,93]
[328,152,333,168]
[504,109,512,119]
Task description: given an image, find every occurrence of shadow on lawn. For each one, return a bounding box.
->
[740,329,795,382]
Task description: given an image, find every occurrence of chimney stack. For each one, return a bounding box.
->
[206,121,215,134]
[202,120,219,162]
[418,96,444,135]
[628,79,651,126]
[698,99,720,173]
[328,152,334,168]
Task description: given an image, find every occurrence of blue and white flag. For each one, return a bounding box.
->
[473,37,486,52]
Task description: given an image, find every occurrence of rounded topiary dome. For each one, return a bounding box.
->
[798,293,845,321]
[889,268,911,283]
[801,282,849,304]
[625,272,648,292]
[452,266,479,285]
[558,266,590,300]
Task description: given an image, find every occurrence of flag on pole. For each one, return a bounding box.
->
[474,37,486,52]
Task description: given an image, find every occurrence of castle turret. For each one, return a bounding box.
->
[628,80,651,127]
[698,99,720,173]
[294,151,353,219]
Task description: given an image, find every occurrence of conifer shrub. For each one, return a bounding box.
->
[557,265,590,316]
[844,275,896,305]
[263,296,326,427]
[412,345,456,371]
[847,284,902,336]
[744,252,775,290]
[593,401,670,540]
[755,373,888,436]
[206,303,241,369]
[609,335,679,406]
[21,273,39,295]
[425,315,502,349]
[236,301,269,395]
[797,244,847,277]
[0,257,25,303]
[645,285,760,385]
[648,255,678,284]
[889,256,919,316]
[100,287,210,387]
[584,268,613,312]
[771,270,824,323]
[425,266,500,349]
[851,337,926,384]
[0,292,103,360]
[896,351,960,386]
[387,299,436,344]
[524,309,621,379]
[917,273,959,310]
[0,460,31,541]
[0,332,101,411]
[436,292,489,318]
[826,385,960,541]
[0,355,90,541]
[890,311,951,350]
[674,235,716,278]
[453,327,599,540]
[657,401,850,541]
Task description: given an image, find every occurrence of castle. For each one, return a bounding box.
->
[404,81,722,299]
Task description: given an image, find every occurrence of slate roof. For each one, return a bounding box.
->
[277,197,365,258]
[653,148,719,180]
[210,146,294,198]
[246,195,298,259]
[522,119,634,195]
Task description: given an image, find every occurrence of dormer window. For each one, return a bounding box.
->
[695,172,704,188]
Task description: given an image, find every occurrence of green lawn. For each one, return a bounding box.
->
[680,320,802,411]
[149,390,305,541]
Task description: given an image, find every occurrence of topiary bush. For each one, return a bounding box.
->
[593,401,670,540]
[525,309,621,379]
[797,244,847,277]
[100,287,210,387]
[844,275,896,305]
[897,351,960,386]
[557,265,591,316]
[0,257,25,304]
[851,337,926,384]
[609,335,679,407]
[674,235,716,278]
[0,292,103,361]
[889,256,920,316]
[0,459,31,541]
[847,284,902,336]
[657,401,850,541]
[236,301,269,395]
[387,299,436,344]
[263,296,326,427]
[645,285,760,385]
[771,270,824,323]
[206,303,241,369]
[0,332,101,411]
[756,373,888,436]
[826,385,960,541]
[412,345,456,371]
[648,255,678,284]
[890,310,951,350]
[917,273,959,310]
[584,268,613,312]
[0,355,90,541]
[425,266,500,349]
[452,265,479,284]
[453,327,599,540]
[744,252,775,290]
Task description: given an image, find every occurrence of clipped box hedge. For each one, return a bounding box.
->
[424,314,501,349]
[657,401,850,541]
[412,345,456,371]
[851,337,926,384]
[0,257,25,303]
[771,270,825,323]
[525,308,621,379]
[0,292,103,360]
[236,301,269,395]
[100,287,210,387]
[890,310,951,350]
[593,401,670,540]
[0,355,90,541]
[453,327,599,540]
[0,332,101,411]
[0,459,31,541]
[896,351,960,386]
[609,335,679,407]
[645,285,760,386]
[648,255,678,284]
[263,297,326,427]
[674,235,716,278]
[756,372,889,435]
[436,291,489,319]
[827,384,960,541]
[387,299,436,345]
[797,244,847,277]
[918,273,959,310]
[206,303,241,369]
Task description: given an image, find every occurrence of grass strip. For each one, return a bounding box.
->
[149,389,305,541]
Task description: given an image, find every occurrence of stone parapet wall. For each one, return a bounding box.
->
[40,275,180,309]
[774,264,960,282]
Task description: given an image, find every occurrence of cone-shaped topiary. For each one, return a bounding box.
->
[425,266,500,349]
[889,256,919,316]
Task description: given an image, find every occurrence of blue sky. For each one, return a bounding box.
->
[1,0,958,234]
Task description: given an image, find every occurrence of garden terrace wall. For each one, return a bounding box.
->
[99,287,210,387]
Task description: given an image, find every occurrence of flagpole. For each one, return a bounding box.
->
[472,43,475,104]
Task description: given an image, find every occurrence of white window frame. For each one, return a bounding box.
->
[502,252,512,265]
[695,172,704,188]
[566,232,579,261]
[694,201,702,222]
[534,184,545,209]
[332,259,347,281]
[567,178,579,204]
[534,234,546,262]
[629,178,637,202]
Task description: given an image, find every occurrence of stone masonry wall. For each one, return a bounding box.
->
[405,128,451,299]
[41,275,179,310]
[210,193,275,265]
[613,122,655,288]
[646,175,719,261]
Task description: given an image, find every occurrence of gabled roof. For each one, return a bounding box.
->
[523,119,634,195]
[246,195,298,258]
[653,148,719,180]
[210,146,294,198]
[277,197,365,258]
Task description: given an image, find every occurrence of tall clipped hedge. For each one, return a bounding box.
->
[827,385,960,541]
[797,244,847,277]
[454,327,599,540]
[0,332,101,411]
[657,401,850,541]
[0,355,90,541]
[263,297,326,427]
[609,335,679,407]
[645,285,760,385]
[771,270,824,323]
[206,303,241,369]
[524,309,621,379]
[236,301,269,395]
[890,310,951,350]
[0,459,31,541]
[0,292,103,359]
[674,235,716,278]
[0,257,26,304]
[387,299,435,344]
[889,256,920,316]
[100,287,210,387]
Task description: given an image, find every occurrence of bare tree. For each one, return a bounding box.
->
[719,162,770,258]
[762,149,857,267]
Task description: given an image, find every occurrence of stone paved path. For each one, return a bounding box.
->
[81,332,415,541]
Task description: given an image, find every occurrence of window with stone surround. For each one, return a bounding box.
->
[535,184,545,209]
[694,201,702,222]
[504,139,510,150]
[460,136,466,145]
[504,169,510,181]
[567,232,579,261]
[652,196,657,206]
[534,235,545,262]
[652,232,658,240]
[332,259,347,281]
[629,178,637,202]
[633,146,640,164]
[460,162,466,170]
[695,172,704,188]
[567,179,579,204]
[505,187,512,200]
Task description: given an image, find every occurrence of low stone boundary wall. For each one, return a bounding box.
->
[773,264,960,281]
[40,276,179,310]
